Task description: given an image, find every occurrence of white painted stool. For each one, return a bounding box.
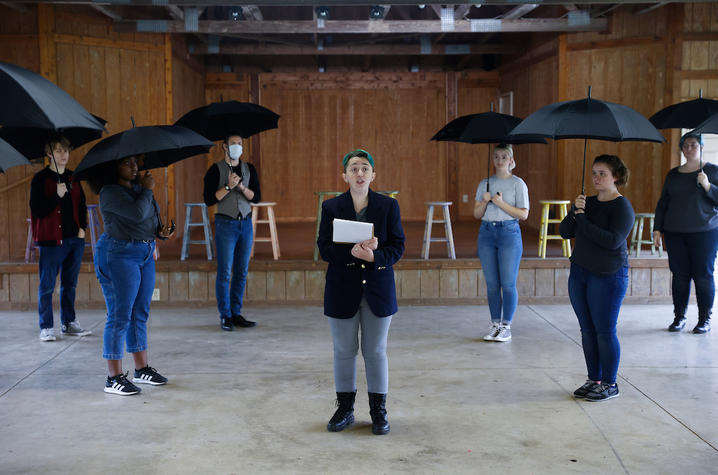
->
[421,201,456,259]
[251,202,280,260]
[181,203,213,261]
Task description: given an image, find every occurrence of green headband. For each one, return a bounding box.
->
[342,149,374,169]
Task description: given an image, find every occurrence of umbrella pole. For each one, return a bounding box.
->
[581,138,588,195]
[486,145,490,193]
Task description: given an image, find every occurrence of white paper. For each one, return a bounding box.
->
[332,218,374,243]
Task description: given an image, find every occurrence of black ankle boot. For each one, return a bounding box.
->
[693,312,711,334]
[668,315,686,332]
[368,392,390,435]
[327,391,355,432]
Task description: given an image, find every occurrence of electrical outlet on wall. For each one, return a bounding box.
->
[152,289,160,301]
[462,194,469,203]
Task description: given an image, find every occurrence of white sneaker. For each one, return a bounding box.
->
[494,324,512,342]
[62,320,92,336]
[483,322,500,341]
[39,328,56,341]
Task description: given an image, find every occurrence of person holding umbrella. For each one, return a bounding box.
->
[473,143,529,342]
[560,154,634,402]
[653,133,718,334]
[203,134,261,331]
[87,155,175,395]
[30,134,91,341]
[318,149,405,435]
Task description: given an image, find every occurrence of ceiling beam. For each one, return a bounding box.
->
[91,4,122,21]
[166,5,184,21]
[501,4,539,20]
[243,6,264,21]
[190,42,524,55]
[117,18,608,34]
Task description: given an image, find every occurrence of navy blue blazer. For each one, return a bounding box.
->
[318,189,405,318]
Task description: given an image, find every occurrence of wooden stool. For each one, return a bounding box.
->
[251,202,280,260]
[630,213,661,257]
[538,200,571,259]
[421,201,456,259]
[313,190,400,260]
[86,204,102,258]
[181,203,213,261]
[25,218,38,263]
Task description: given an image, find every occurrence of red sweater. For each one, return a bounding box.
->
[30,167,87,246]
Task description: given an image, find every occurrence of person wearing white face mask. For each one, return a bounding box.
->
[203,134,261,331]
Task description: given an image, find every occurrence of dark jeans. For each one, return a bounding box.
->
[37,237,85,329]
[663,228,718,317]
[214,214,253,318]
[568,262,628,384]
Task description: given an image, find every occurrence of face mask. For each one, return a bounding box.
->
[228,144,243,160]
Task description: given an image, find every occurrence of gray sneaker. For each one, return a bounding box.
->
[483,322,500,341]
[39,328,56,341]
[494,324,512,342]
[61,320,91,336]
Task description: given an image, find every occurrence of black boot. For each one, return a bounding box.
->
[368,392,390,435]
[693,311,711,334]
[668,315,686,332]
[327,391,355,432]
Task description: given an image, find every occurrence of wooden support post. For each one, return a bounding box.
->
[556,34,570,200]
[164,33,176,226]
[37,4,56,83]
[446,72,458,209]
[250,73,262,179]
[664,3,685,170]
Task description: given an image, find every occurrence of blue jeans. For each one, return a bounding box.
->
[568,262,628,384]
[38,237,85,329]
[477,220,523,324]
[95,234,155,360]
[663,228,718,317]
[215,214,253,318]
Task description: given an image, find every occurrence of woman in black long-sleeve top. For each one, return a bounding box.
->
[317,149,405,435]
[653,133,718,334]
[560,154,634,402]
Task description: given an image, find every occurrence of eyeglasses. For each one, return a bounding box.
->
[346,165,372,175]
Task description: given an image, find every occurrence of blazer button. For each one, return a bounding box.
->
[362,280,366,284]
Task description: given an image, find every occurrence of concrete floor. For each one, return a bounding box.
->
[1,303,716,475]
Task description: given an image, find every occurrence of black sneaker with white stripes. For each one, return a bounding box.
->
[104,372,141,396]
[133,366,168,386]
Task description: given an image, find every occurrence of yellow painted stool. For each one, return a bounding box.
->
[251,202,280,260]
[421,201,456,259]
[630,213,661,257]
[538,200,571,259]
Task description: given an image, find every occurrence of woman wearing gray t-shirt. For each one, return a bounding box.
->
[473,143,530,342]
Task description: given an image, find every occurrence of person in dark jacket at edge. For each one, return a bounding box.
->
[318,149,405,435]
[29,135,91,342]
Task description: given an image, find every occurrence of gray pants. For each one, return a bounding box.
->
[327,298,393,394]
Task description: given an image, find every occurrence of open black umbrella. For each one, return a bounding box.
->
[432,105,546,192]
[508,86,665,193]
[74,123,214,180]
[0,115,107,161]
[689,112,718,136]
[0,138,31,173]
[649,89,718,169]
[175,100,280,141]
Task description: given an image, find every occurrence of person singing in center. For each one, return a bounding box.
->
[473,143,529,343]
[317,149,405,435]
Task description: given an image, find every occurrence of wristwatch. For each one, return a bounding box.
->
[224,185,230,191]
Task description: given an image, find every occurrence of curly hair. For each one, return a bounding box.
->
[594,154,629,187]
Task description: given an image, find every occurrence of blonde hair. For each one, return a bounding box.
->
[494,143,515,170]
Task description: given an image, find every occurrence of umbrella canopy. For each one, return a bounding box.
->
[0,61,105,132]
[0,115,107,161]
[689,112,718,136]
[0,138,31,173]
[649,89,718,130]
[74,125,213,179]
[508,86,665,193]
[175,100,280,141]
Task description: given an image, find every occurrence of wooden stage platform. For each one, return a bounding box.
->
[0,221,671,309]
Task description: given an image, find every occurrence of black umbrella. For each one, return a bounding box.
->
[689,112,718,136]
[649,89,718,169]
[508,86,665,193]
[74,123,214,180]
[0,138,31,173]
[175,100,280,141]
[432,106,547,192]
[0,115,107,161]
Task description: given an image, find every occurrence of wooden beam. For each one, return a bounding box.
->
[679,70,718,81]
[91,4,122,21]
[191,43,523,55]
[244,6,264,21]
[164,33,176,226]
[37,3,56,83]
[446,72,459,211]
[0,1,30,12]
[249,73,261,181]
[501,4,539,20]
[53,33,164,52]
[556,34,569,200]
[567,36,663,51]
[115,18,609,35]
[166,5,184,21]
[664,3,684,170]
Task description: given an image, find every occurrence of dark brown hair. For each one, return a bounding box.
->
[593,154,629,187]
